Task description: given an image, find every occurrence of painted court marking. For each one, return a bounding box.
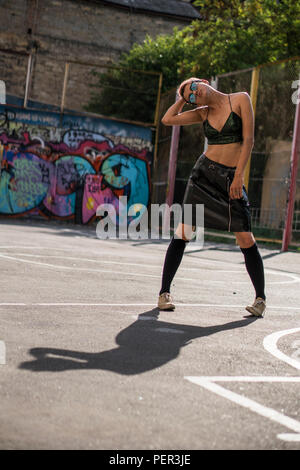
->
[6,252,300,284]
[1,243,300,442]
[185,376,300,442]
[0,251,298,285]
[0,302,299,310]
[0,251,244,273]
[263,328,300,371]
[186,327,300,443]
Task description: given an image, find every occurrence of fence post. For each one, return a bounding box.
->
[282,78,300,252]
[153,73,163,175]
[61,62,70,114]
[163,93,180,234]
[24,53,33,108]
[244,66,260,190]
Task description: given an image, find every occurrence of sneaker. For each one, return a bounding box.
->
[245,297,266,317]
[158,292,175,311]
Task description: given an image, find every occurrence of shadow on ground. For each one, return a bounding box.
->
[19,309,257,374]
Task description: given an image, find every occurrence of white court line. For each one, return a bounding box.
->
[0,252,297,286]
[0,302,299,310]
[186,327,300,443]
[0,252,244,273]
[263,328,300,371]
[0,244,243,268]
[0,246,45,249]
[277,433,300,442]
[0,243,288,268]
[0,253,162,280]
[185,376,300,441]
[0,246,247,272]
[6,253,300,282]
[1,245,300,282]
[192,376,300,382]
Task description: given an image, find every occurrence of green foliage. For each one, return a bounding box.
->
[187,0,300,74]
[85,30,191,123]
[86,67,159,124]
[85,0,300,123]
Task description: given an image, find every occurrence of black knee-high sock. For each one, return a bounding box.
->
[240,243,266,300]
[159,237,188,295]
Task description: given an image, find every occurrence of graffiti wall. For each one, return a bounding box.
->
[0,104,152,224]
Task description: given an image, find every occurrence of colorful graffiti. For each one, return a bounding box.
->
[0,105,152,224]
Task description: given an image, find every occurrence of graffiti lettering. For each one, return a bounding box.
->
[107,134,153,152]
[14,159,49,200]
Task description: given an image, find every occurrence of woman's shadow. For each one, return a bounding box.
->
[19,309,257,375]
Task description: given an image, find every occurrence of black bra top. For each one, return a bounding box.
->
[203,95,243,145]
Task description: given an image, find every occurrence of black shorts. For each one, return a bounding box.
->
[181,154,251,232]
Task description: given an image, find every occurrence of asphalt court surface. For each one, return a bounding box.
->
[0,219,300,450]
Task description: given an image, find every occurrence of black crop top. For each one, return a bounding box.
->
[203,95,243,145]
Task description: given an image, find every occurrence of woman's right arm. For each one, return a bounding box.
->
[161,97,203,126]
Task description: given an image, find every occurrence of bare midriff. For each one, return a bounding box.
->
[204,142,242,168]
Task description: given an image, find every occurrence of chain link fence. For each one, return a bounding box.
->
[154,57,300,248]
[152,87,176,205]
[0,50,162,126]
[255,59,297,242]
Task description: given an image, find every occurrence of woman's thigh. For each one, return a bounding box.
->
[175,223,196,241]
[176,227,255,246]
[234,231,255,248]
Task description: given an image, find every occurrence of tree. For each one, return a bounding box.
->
[85,29,191,124]
[85,0,300,123]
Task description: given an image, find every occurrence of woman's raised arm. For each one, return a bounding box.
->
[161,97,203,126]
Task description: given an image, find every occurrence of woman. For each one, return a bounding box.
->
[157,78,266,317]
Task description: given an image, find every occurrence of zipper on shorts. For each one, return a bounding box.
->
[227,177,232,232]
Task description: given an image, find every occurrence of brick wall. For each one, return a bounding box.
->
[0,0,194,110]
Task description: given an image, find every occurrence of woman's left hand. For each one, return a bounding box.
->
[229,175,244,199]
